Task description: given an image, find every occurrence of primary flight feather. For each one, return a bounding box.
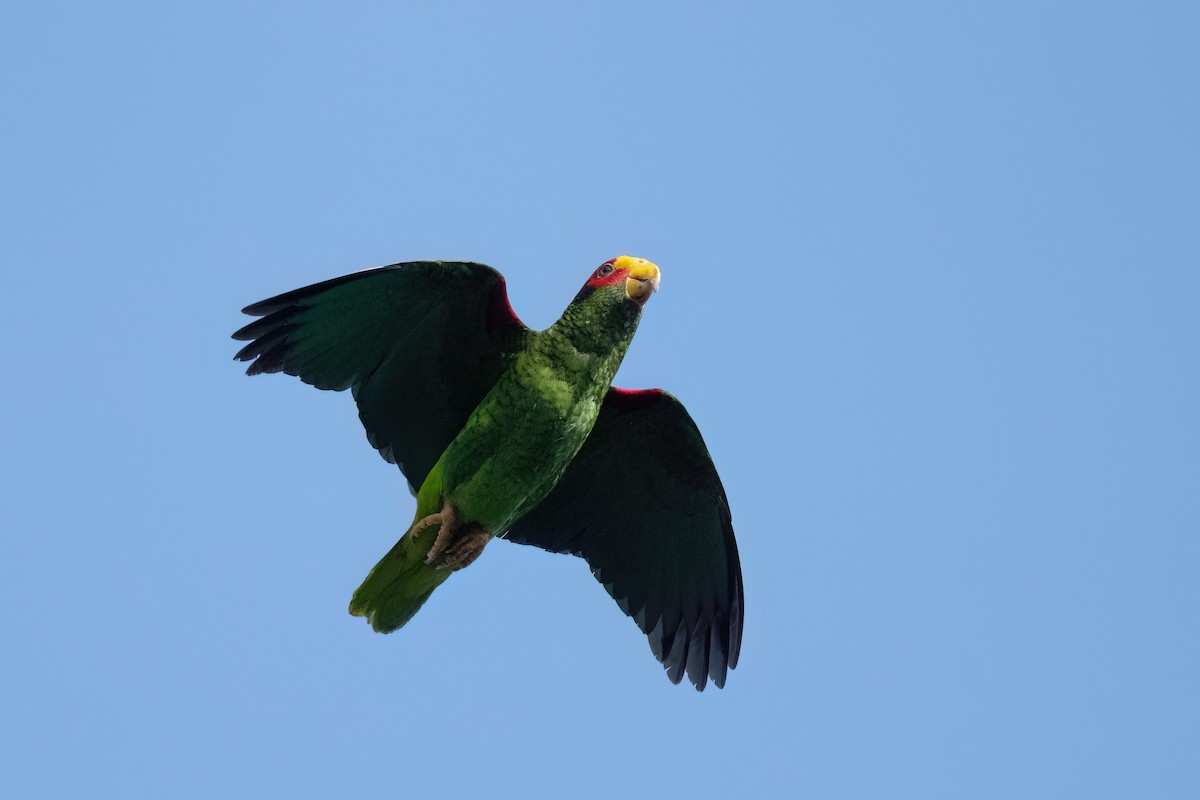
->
[232,256,743,690]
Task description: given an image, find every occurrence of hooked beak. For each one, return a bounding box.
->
[616,256,661,305]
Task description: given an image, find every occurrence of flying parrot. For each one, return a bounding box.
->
[232,256,743,690]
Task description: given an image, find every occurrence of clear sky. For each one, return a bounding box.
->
[2,2,1197,798]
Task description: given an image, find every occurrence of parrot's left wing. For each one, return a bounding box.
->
[233,261,529,494]
[505,389,744,691]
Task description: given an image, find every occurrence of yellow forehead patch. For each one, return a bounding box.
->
[613,255,648,270]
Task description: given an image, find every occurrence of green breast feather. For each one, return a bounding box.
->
[233,256,743,691]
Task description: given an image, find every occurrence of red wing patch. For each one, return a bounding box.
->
[487,275,526,330]
[607,386,665,411]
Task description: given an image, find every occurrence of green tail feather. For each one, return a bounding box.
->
[349,522,452,632]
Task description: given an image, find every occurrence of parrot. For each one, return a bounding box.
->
[232,256,743,690]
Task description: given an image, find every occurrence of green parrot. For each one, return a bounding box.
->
[232,256,743,690]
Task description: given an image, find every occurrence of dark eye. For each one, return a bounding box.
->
[597,263,614,278]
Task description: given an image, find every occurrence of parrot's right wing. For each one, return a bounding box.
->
[233,261,530,494]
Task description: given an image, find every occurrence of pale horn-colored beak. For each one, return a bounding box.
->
[617,256,661,305]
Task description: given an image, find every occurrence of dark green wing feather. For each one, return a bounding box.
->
[505,389,744,691]
[233,261,529,493]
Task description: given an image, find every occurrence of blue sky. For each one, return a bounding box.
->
[2,2,1197,798]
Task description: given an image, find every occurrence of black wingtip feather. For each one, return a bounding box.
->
[232,306,297,341]
[648,617,666,661]
[665,621,689,685]
[244,338,295,376]
[234,326,290,363]
[686,627,711,691]
[709,624,729,689]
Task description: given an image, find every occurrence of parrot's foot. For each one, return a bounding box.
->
[422,502,490,571]
[430,527,490,571]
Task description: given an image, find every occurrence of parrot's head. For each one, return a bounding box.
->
[565,256,660,347]
[581,255,661,307]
